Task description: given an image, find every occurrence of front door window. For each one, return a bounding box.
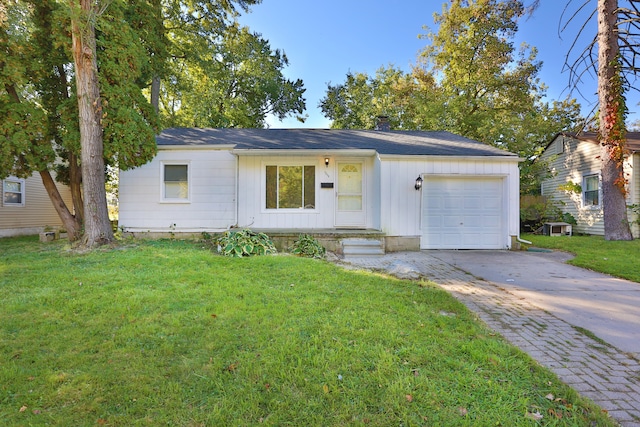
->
[337,163,362,211]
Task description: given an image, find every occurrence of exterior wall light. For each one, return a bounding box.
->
[324,157,330,167]
[415,176,423,190]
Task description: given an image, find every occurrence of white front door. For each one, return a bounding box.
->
[335,161,366,227]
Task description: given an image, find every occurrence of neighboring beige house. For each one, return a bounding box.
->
[539,132,640,237]
[1,172,73,238]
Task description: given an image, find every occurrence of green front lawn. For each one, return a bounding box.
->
[525,234,640,283]
[0,236,615,426]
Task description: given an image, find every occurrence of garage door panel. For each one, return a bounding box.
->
[463,216,482,227]
[442,216,463,227]
[464,197,482,209]
[421,177,505,249]
[444,197,463,209]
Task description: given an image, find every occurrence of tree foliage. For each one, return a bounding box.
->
[161,24,305,128]
[157,0,305,128]
[1,0,304,246]
[320,0,583,195]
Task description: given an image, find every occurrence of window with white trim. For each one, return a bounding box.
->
[162,163,189,201]
[3,178,25,206]
[583,174,599,206]
[266,165,315,209]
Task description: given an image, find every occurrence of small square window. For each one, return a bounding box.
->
[583,174,599,206]
[162,164,189,201]
[3,178,25,206]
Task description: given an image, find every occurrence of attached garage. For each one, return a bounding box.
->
[421,176,506,249]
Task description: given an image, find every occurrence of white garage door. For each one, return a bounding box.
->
[421,177,505,249]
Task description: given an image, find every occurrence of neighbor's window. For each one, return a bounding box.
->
[3,178,25,206]
[163,163,189,201]
[583,174,599,206]
[266,165,315,209]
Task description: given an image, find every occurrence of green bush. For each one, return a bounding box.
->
[520,195,563,232]
[290,234,326,259]
[217,229,277,257]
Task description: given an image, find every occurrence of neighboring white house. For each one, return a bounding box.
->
[539,132,640,237]
[1,172,72,238]
[119,128,522,250]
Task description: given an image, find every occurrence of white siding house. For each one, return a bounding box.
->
[539,132,640,237]
[119,128,522,250]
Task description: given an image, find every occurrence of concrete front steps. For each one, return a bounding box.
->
[341,238,385,257]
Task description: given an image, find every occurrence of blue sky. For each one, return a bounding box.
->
[239,1,639,129]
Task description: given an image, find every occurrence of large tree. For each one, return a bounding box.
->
[597,0,633,240]
[562,0,639,240]
[69,0,113,247]
[1,0,161,245]
[2,0,299,246]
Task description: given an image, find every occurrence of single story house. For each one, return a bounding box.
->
[118,128,522,251]
[1,172,72,238]
[539,132,640,237]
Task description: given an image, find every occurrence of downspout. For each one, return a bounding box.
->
[517,235,532,245]
[233,152,239,229]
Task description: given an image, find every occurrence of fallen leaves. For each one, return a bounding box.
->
[526,411,543,421]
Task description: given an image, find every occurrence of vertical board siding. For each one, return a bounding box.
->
[380,157,520,248]
[1,172,73,236]
[118,149,237,231]
[237,155,377,229]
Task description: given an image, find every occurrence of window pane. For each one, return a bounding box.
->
[165,165,187,182]
[164,164,188,199]
[338,195,362,211]
[165,182,188,199]
[4,191,21,204]
[279,166,302,209]
[585,175,598,191]
[4,181,21,192]
[266,166,277,209]
[585,191,599,205]
[304,166,315,209]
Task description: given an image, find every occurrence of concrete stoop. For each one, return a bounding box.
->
[341,238,385,257]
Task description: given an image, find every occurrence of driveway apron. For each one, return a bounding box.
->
[340,250,640,427]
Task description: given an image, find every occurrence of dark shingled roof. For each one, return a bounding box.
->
[156,128,518,157]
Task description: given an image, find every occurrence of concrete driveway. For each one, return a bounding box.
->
[427,250,640,355]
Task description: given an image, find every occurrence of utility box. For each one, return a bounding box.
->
[543,222,572,237]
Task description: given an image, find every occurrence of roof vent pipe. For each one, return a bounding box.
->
[375,115,390,131]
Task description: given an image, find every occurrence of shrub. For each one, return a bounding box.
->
[217,229,277,257]
[290,234,326,259]
[520,195,564,233]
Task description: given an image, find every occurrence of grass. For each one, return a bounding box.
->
[524,233,640,283]
[0,236,617,426]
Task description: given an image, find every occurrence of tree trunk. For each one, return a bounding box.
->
[151,76,160,114]
[597,0,633,240]
[68,151,84,223]
[69,0,114,247]
[39,170,81,240]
